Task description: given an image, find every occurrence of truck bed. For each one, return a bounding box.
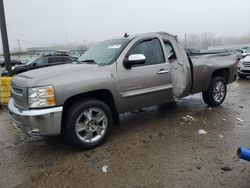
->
[187,51,237,94]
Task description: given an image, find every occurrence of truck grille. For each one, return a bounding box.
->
[241,70,250,73]
[11,85,27,110]
[243,62,250,67]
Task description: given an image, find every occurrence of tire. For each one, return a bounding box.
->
[202,76,227,107]
[238,74,247,79]
[64,99,113,150]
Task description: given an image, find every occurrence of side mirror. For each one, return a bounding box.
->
[123,54,146,69]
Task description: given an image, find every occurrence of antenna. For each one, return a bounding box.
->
[124,32,129,38]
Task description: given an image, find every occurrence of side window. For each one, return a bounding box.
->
[49,57,57,64]
[32,57,48,66]
[129,38,165,66]
[63,57,73,63]
[164,41,177,61]
[49,57,64,64]
[56,57,64,63]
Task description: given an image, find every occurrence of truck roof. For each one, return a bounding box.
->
[127,31,178,40]
[99,32,178,44]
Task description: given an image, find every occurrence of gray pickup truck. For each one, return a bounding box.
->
[8,32,237,149]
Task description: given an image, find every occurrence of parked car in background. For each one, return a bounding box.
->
[1,54,77,76]
[233,48,247,60]
[185,48,201,54]
[242,47,250,55]
[0,60,23,67]
[203,49,245,61]
[237,55,250,78]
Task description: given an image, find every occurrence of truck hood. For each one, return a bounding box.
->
[12,63,103,87]
[243,55,250,62]
[18,63,98,79]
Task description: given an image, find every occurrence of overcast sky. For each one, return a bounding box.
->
[1,0,250,51]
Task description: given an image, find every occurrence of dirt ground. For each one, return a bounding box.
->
[0,78,250,188]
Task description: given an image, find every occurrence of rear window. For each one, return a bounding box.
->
[164,41,177,61]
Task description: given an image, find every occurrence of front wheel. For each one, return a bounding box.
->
[65,99,113,149]
[202,76,227,107]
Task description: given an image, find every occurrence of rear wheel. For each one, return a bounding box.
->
[64,99,113,149]
[202,76,227,107]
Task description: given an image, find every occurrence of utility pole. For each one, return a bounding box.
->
[0,0,11,74]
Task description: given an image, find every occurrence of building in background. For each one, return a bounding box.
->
[0,47,87,62]
[208,43,250,50]
[26,47,86,57]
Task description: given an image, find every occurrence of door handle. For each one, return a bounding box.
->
[157,69,169,74]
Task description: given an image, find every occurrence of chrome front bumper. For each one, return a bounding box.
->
[8,98,63,136]
[238,66,250,75]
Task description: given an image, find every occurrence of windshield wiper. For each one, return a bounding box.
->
[78,59,96,64]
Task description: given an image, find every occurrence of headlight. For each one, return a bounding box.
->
[238,60,243,67]
[28,86,56,108]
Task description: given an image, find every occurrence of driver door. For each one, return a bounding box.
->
[116,37,173,112]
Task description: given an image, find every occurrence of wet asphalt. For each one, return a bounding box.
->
[0,78,250,188]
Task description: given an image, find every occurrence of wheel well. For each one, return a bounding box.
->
[62,90,118,127]
[16,70,25,75]
[212,68,229,83]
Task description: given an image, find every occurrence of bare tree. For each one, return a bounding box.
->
[180,33,250,49]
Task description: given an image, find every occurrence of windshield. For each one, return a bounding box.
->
[78,39,130,65]
[245,47,250,54]
[25,57,39,65]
